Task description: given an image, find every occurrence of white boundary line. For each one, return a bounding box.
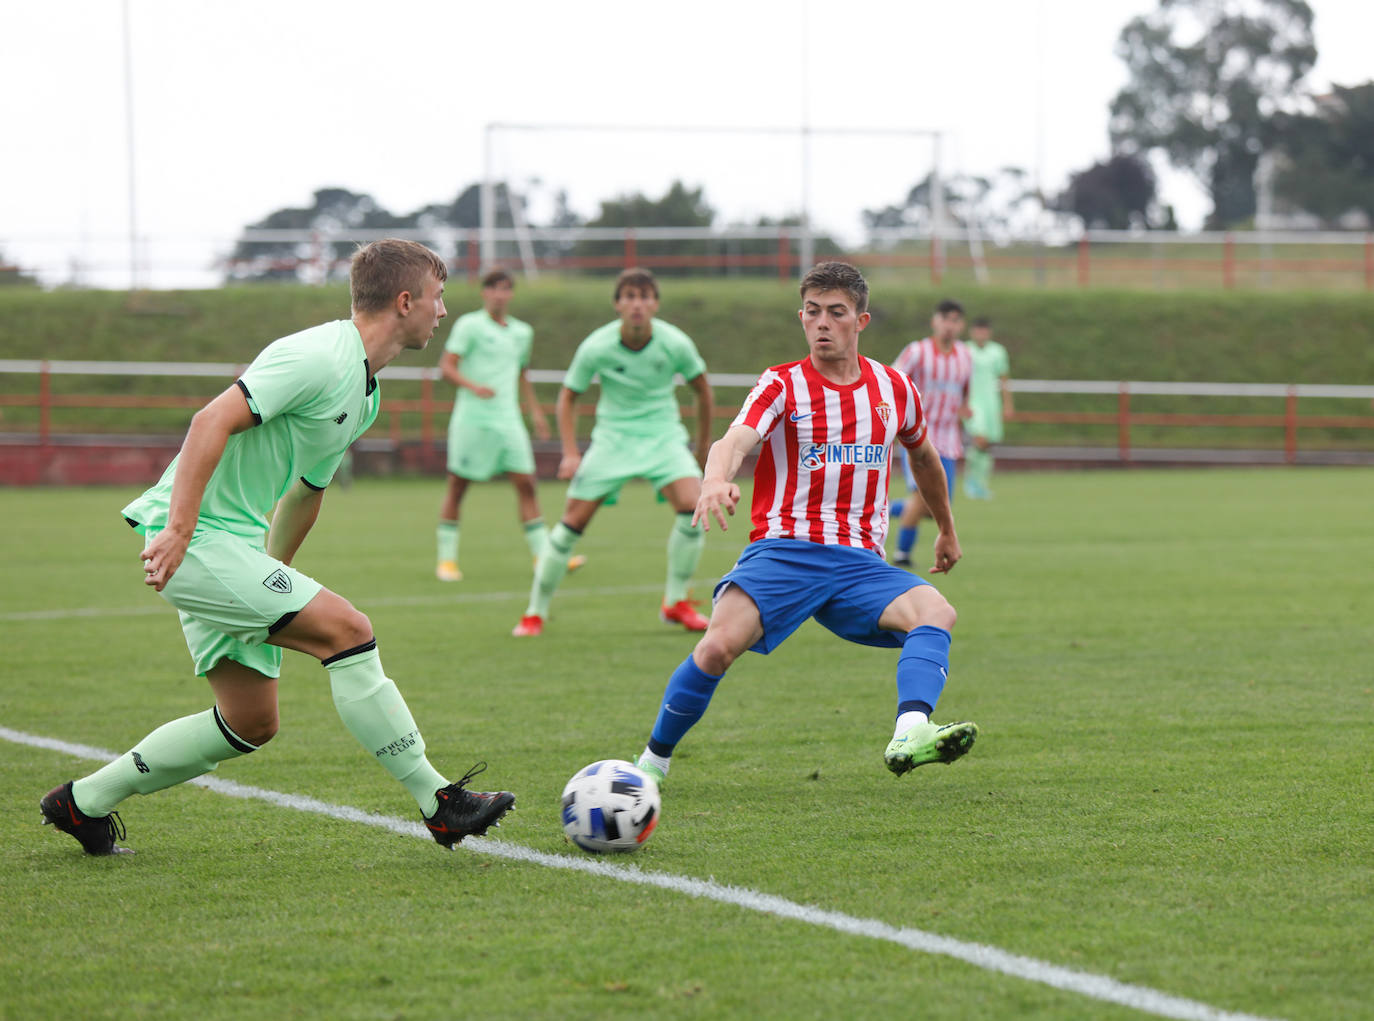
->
[3,724,1279,1021]
[0,582,668,623]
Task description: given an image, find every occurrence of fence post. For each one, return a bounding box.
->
[1365,233,1373,292]
[1117,383,1131,463]
[39,360,51,446]
[1284,386,1298,464]
[1223,232,1236,289]
[777,229,790,281]
[930,236,942,286]
[466,231,481,280]
[1077,237,1090,287]
[624,229,637,269]
[420,369,434,454]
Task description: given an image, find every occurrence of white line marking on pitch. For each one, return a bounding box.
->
[3,725,1279,1021]
[0,581,673,622]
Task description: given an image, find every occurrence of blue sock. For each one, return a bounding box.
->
[896,626,951,713]
[648,655,723,756]
[897,526,918,555]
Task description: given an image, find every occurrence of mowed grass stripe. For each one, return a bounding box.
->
[4,724,1282,1021]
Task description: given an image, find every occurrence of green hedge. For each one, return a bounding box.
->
[6,277,1373,383]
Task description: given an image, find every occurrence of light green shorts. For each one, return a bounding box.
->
[446,417,536,480]
[148,528,323,678]
[966,403,1004,443]
[568,429,702,503]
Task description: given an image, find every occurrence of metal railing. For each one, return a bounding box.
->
[2,361,1372,467]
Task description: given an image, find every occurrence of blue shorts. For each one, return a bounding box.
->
[715,537,930,655]
[901,453,957,496]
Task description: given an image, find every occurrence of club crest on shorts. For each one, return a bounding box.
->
[263,569,293,594]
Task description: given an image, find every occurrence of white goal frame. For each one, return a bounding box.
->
[481,121,946,279]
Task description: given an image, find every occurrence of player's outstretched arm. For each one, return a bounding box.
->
[694,424,759,532]
[267,481,325,566]
[687,372,716,471]
[141,384,257,591]
[440,352,494,399]
[521,369,551,441]
[554,386,582,479]
[906,437,962,574]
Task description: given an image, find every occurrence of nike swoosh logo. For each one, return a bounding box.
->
[67,802,82,827]
[789,410,814,422]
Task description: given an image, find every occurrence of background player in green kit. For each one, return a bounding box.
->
[39,239,515,856]
[512,267,715,637]
[434,268,583,581]
[964,316,1013,499]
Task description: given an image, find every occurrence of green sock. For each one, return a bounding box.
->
[324,642,448,816]
[665,513,704,604]
[526,521,579,617]
[436,520,458,564]
[522,519,548,560]
[963,448,984,493]
[73,706,256,817]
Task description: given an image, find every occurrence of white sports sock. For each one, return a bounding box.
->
[637,747,671,775]
[893,709,929,738]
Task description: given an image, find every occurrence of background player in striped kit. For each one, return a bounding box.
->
[889,299,972,567]
[634,261,978,785]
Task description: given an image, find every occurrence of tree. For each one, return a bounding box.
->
[1109,0,1316,229]
[226,187,407,282]
[0,248,39,287]
[1272,82,1374,227]
[862,166,1048,243]
[1055,154,1160,230]
[569,181,716,275]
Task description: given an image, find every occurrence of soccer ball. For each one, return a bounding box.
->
[560,759,661,853]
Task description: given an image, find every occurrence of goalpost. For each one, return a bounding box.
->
[480,121,948,279]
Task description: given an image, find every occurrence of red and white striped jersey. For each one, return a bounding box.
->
[732,355,927,553]
[892,337,972,458]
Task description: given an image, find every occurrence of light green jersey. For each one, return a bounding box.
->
[564,318,706,440]
[123,319,380,540]
[968,340,1010,417]
[443,309,533,426]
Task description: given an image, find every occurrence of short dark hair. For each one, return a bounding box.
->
[971,316,991,329]
[799,261,869,314]
[614,267,659,301]
[481,268,513,289]
[350,239,447,314]
[935,298,965,317]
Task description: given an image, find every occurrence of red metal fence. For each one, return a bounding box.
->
[3,363,1372,477]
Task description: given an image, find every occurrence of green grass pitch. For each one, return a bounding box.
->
[1,469,1369,1020]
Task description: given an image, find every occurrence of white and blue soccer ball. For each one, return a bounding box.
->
[560,759,660,853]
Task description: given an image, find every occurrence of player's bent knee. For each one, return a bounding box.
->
[222,706,279,747]
[693,632,741,675]
[337,605,374,649]
[921,592,957,632]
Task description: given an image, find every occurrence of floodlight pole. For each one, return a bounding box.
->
[930,132,945,280]
[122,0,139,289]
[480,123,496,272]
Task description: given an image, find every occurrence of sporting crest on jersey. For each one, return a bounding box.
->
[874,401,891,423]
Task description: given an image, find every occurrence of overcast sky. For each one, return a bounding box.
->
[2,0,1370,289]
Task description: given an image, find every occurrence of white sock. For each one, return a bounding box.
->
[637,747,671,775]
[893,710,929,738]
